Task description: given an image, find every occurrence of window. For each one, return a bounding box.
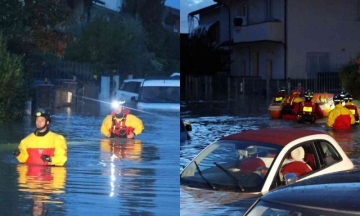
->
[120,82,140,93]
[237,4,248,16]
[306,52,330,78]
[315,140,341,167]
[278,142,318,183]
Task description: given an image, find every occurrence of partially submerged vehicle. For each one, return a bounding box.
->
[244,169,360,216]
[181,129,353,194]
[135,77,180,111]
[115,79,144,103]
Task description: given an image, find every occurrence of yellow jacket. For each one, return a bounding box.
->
[17,131,67,166]
[326,104,355,128]
[345,102,360,115]
[100,114,144,137]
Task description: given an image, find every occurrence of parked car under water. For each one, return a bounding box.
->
[136,77,180,111]
[181,129,353,196]
[244,169,360,216]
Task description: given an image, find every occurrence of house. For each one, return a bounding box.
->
[162,6,180,33]
[189,0,360,80]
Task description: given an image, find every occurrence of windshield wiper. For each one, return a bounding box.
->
[194,161,216,190]
[214,162,244,192]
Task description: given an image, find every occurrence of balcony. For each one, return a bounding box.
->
[233,21,284,44]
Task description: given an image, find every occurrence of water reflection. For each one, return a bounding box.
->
[17,164,66,215]
[100,138,142,162]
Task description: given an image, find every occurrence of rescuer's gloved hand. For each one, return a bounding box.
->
[13,150,20,157]
[41,155,52,163]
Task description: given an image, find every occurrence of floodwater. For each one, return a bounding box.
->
[180,99,360,216]
[0,103,179,215]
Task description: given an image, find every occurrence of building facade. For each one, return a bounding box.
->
[189,0,360,79]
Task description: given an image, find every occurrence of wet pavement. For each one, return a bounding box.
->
[0,104,179,215]
[180,99,360,216]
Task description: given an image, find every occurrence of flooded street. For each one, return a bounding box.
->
[180,100,360,216]
[0,104,179,215]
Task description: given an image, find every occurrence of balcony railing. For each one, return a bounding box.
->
[233,21,284,43]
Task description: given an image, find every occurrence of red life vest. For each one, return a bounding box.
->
[26,148,55,166]
[109,110,134,137]
[333,115,351,130]
[345,105,359,117]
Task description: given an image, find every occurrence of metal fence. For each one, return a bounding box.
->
[183,73,343,101]
[28,60,119,82]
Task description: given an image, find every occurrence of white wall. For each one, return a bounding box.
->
[287,0,360,78]
[231,43,284,79]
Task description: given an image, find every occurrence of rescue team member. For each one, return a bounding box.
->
[296,90,323,123]
[271,87,286,104]
[340,91,347,106]
[13,110,67,166]
[344,93,360,125]
[282,90,303,120]
[326,94,355,130]
[100,100,144,138]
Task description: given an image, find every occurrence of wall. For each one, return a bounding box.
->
[287,0,360,78]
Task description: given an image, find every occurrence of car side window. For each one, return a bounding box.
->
[278,142,317,183]
[122,82,138,93]
[315,141,341,167]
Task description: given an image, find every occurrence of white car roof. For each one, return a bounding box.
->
[124,79,144,83]
[142,79,180,87]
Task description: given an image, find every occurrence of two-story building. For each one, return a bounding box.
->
[189,0,360,80]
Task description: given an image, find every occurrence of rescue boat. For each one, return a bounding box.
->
[268,103,282,119]
[312,93,334,117]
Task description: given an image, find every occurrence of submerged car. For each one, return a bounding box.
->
[115,79,144,103]
[136,77,180,110]
[180,128,353,194]
[244,169,360,216]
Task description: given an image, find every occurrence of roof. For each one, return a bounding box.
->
[142,79,179,87]
[220,129,326,146]
[162,6,180,20]
[189,4,220,16]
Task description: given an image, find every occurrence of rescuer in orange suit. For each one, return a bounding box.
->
[296,90,324,123]
[271,87,287,104]
[282,90,303,120]
[100,100,144,139]
[13,110,67,166]
[326,94,355,130]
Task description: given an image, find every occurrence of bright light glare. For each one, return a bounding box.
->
[112,101,119,109]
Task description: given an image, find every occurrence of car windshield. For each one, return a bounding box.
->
[139,87,180,103]
[246,200,358,216]
[180,140,283,192]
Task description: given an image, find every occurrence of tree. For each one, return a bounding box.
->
[181,28,227,77]
[121,0,179,75]
[0,35,26,122]
[339,59,360,99]
[65,15,152,77]
[0,0,72,58]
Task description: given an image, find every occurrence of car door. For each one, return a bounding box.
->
[116,81,140,102]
